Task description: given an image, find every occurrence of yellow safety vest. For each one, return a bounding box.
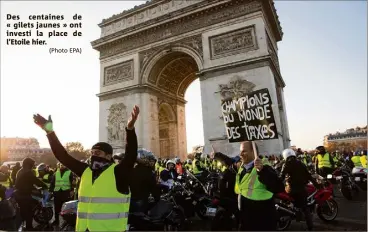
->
[39,174,50,188]
[262,158,270,166]
[76,164,130,232]
[155,163,160,172]
[351,156,362,167]
[221,165,227,172]
[317,153,332,168]
[300,156,308,165]
[235,166,273,201]
[0,176,10,188]
[158,166,165,174]
[211,160,217,170]
[217,161,223,170]
[360,156,367,168]
[185,164,192,171]
[54,170,71,191]
[192,159,203,174]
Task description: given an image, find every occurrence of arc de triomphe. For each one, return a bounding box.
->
[91,0,290,159]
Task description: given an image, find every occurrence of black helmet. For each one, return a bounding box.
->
[37,163,47,172]
[316,146,326,154]
[113,153,125,161]
[137,149,156,165]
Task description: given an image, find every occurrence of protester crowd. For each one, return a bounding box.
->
[0,105,367,231]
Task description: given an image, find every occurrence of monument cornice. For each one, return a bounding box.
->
[97,84,187,104]
[199,56,285,87]
[95,0,282,44]
[92,0,282,59]
[92,0,222,47]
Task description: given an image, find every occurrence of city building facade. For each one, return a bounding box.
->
[0,137,52,162]
[324,126,367,152]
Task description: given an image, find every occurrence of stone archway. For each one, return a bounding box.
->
[145,51,199,159]
[93,0,290,158]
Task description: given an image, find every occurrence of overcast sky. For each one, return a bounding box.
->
[1,1,366,152]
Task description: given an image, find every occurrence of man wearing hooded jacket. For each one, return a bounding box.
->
[33,105,139,232]
[14,157,48,231]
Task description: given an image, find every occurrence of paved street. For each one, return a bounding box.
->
[189,186,367,231]
[32,185,366,231]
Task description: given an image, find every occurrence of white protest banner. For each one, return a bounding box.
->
[221,88,278,143]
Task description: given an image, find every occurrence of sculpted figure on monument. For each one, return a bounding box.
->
[219,76,256,99]
[107,103,127,143]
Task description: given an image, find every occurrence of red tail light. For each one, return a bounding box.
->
[212,198,219,205]
[60,208,74,215]
[333,169,341,176]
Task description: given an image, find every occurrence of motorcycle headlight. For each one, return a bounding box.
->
[327,174,333,179]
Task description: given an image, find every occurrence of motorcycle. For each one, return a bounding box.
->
[275,175,338,231]
[331,162,361,200]
[351,167,367,191]
[180,171,216,220]
[129,197,185,231]
[0,185,22,231]
[204,172,219,198]
[209,193,239,231]
[60,197,185,231]
[31,188,54,225]
[60,200,78,231]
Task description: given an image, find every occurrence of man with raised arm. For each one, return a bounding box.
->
[33,105,140,232]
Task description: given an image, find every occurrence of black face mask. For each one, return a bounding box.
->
[90,156,110,170]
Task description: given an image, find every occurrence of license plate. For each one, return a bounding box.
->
[355,177,361,181]
[206,207,217,216]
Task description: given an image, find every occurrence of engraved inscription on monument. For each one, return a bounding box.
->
[209,25,258,60]
[101,0,205,37]
[97,1,262,59]
[104,60,134,86]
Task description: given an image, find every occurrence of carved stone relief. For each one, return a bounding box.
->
[107,103,127,144]
[104,60,134,86]
[218,76,256,99]
[99,1,262,59]
[139,34,203,70]
[209,25,257,60]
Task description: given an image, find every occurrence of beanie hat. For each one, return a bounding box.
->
[92,142,113,155]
